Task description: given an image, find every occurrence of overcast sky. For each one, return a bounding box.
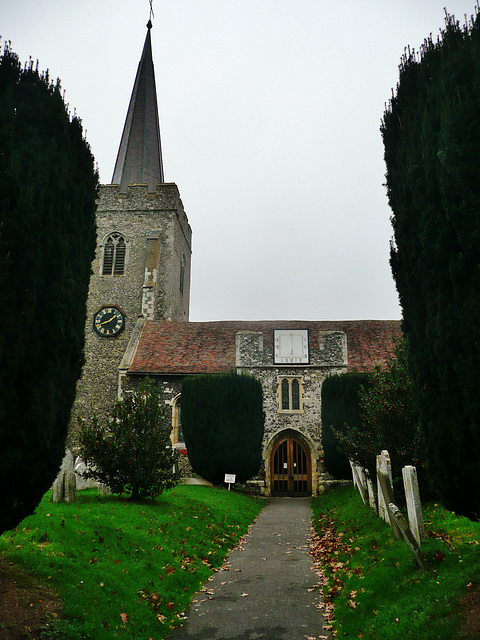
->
[2,0,477,321]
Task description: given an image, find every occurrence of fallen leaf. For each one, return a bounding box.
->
[120,612,129,624]
[241,592,249,597]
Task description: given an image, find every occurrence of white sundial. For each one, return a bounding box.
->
[274,329,309,364]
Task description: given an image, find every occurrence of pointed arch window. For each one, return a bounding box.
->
[278,376,304,413]
[172,395,184,444]
[102,233,126,275]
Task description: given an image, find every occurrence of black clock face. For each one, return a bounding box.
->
[93,306,125,337]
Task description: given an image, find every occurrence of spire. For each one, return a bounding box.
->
[111,21,164,192]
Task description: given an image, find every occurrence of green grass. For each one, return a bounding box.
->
[0,485,264,639]
[312,485,480,639]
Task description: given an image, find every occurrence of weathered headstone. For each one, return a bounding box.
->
[350,460,368,504]
[52,448,76,503]
[402,465,425,546]
[74,456,99,490]
[355,464,368,505]
[52,477,64,503]
[64,470,77,503]
[377,469,401,539]
[376,450,393,523]
[367,475,376,512]
[98,483,111,496]
[389,502,426,570]
[350,460,358,489]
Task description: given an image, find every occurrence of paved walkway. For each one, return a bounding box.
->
[167,497,333,640]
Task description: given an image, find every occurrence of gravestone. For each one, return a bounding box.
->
[402,465,425,546]
[98,483,111,496]
[52,477,63,503]
[376,450,393,523]
[377,469,401,539]
[74,456,99,490]
[64,470,77,503]
[52,448,76,503]
[367,476,376,511]
[350,461,367,504]
[389,502,426,570]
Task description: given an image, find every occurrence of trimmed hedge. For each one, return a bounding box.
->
[0,45,97,533]
[321,373,369,479]
[181,372,264,485]
[382,9,480,517]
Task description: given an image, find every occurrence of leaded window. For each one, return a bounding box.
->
[102,233,126,275]
[278,377,304,413]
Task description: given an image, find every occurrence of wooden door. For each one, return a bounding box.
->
[271,436,311,496]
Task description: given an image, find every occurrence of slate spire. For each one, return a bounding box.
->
[111,20,164,191]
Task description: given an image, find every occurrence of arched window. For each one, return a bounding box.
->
[172,395,184,444]
[278,377,304,413]
[102,233,126,275]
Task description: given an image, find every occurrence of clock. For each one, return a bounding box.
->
[274,329,309,364]
[93,306,125,337]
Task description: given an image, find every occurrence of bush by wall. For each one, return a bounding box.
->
[181,372,264,485]
[78,378,178,499]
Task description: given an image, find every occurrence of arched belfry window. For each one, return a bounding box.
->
[102,233,126,275]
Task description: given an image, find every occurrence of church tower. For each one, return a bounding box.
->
[72,21,192,428]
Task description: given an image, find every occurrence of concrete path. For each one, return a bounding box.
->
[167,497,333,640]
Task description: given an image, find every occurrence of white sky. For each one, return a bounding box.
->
[2,0,477,321]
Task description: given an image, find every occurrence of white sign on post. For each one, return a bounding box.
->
[224,474,236,490]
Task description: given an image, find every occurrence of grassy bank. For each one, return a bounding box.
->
[0,486,264,639]
[312,485,480,639]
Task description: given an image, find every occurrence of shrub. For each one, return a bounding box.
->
[181,372,264,485]
[78,378,178,499]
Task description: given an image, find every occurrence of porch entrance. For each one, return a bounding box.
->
[271,435,311,497]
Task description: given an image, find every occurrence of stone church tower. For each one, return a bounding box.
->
[71,21,192,430]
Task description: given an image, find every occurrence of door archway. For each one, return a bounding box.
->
[270,434,312,496]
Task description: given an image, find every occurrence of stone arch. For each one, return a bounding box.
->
[263,428,321,497]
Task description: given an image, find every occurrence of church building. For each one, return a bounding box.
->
[72,21,401,497]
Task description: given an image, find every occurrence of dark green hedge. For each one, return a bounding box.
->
[181,372,264,485]
[0,45,98,533]
[321,373,369,479]
[381,10,480,517]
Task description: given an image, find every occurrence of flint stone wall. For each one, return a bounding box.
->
[70,183,192,440]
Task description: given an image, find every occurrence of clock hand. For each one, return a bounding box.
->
[97,316,115,326]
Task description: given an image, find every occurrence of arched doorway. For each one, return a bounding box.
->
[270,435,312,497]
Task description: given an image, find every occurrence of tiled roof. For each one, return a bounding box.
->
[128,320,402,375]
